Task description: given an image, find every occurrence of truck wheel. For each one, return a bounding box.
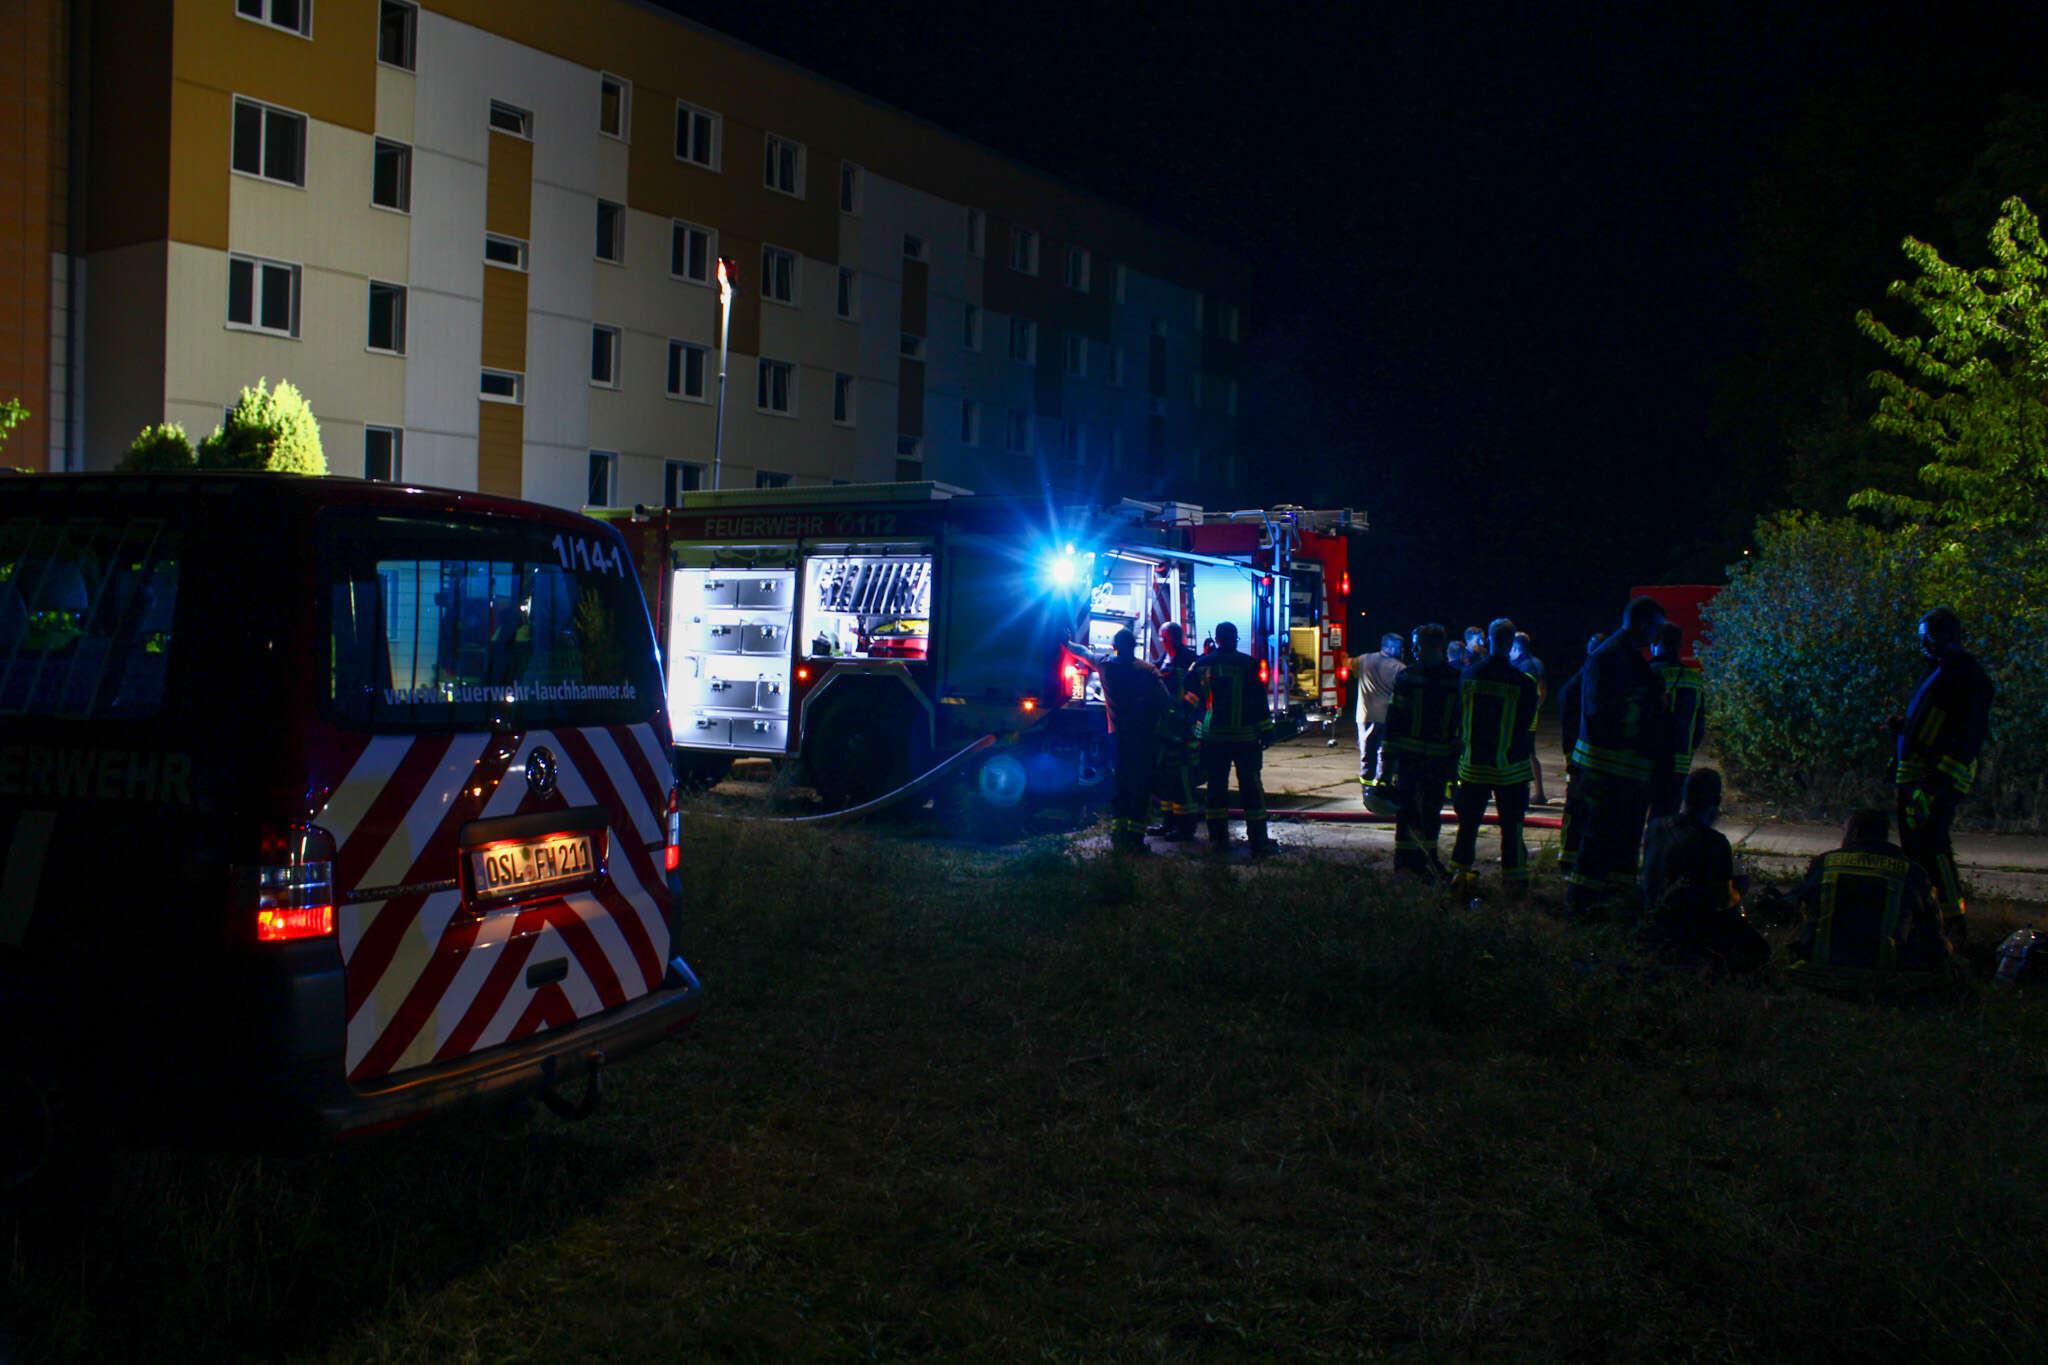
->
[939,753,1031,843]
[806,695,923,812]
[673,750,734,790]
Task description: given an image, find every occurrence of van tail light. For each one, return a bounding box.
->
[1059,645,1094,702]
[238,824,337,943]
[665,784,681,872]
[1259,658,1271,687]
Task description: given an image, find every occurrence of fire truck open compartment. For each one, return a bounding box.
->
[801,548,933,660]
[667,554,796,754]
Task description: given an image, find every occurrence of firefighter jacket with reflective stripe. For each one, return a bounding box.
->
[1895,649,1995,794]
[1790,841,1946,974]
[1189,647,1271,743]
[1160,645,1200,717]
[1457,656,1539,784]
[1558,663,1586,758]
[1650,655,1706,777]
[1384,660,1462,764]
[1571,632,1664,781]
[1099,654,1170,737]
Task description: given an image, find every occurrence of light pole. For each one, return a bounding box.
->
[711,256,735,490]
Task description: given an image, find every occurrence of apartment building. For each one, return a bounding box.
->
[9,0,1247,511]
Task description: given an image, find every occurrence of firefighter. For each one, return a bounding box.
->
[1640,769,1768,975]
[1646,622,1706,820]
[1189,620,1276,857]
[1562,596,1666,920]
[1097,627,1171,856]
[1148,621,1202,840]
[1554,631,1603,881]
[1450,618,1540,895]
[1462,625,1489,668]
[1884,606,1996,948]
[1509,630,1548,804]
[1788,808,1951,988]
[1381,623,1462,879]
[1351,631,1407,799]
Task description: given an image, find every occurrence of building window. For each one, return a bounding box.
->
[480,369,524,404]
[591,325,621,387]
[1009,226,1038,275]
[236,0,310,37]
[670,220,713,283]
[1005,410,1030,455]
[1061,423,1085,465]
[1111,346,1126,387]
[833,372,855,426]
[1113,263,1128,304]
[763,132,805,197]
[595,200,624,263]
[667,340,708,401]
[371,137,411,211]
[599,73,630,139]
[836,266,857,320]
[1008,317,1036,366]
[963,304,982,352]
[226,254,300,337]
[760,245,798,305]
[1064,246,1091,292]
[1227,380,1239,416]
[675,100,719,168]
[587,451,616,507]
[903,233,925,261]
[377,1,415,68]
[231,97,306,187]
[756,358,795,415]
[365,426,402,482]
[840,161,862,214]
[756,470,791,489]
[1064,333,1087,378]
[484,233,527,270]
[966,207,984,257]
[367,281,406,354]
[899,333,925,361]
[960,399,980,447]
[488,100,532,138]
[664,461,702,506]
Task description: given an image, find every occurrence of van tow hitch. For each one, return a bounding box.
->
[537,1050,606,1121]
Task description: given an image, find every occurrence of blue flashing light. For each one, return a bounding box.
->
[1042,544,1094,591]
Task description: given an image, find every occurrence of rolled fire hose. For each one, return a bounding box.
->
[1227,806,1565,830]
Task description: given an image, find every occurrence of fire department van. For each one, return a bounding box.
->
[0,473,702,1180]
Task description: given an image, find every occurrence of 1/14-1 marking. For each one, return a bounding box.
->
[552,533,626,577]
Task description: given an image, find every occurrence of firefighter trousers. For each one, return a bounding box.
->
[1152,739,1199,832]
[1563,769,1650,920]
[1898,781,1966,946]
[1203,740,1267,849]
[1452,780,1531,885]
[1111,731,1157,851]
[1392,762,1452,877]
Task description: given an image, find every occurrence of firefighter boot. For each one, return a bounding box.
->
[1208,819,1231,855]
[1249,820,1279,859]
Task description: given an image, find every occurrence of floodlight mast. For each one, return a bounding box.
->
[712,256,735,489]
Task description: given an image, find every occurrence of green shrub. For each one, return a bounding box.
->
[1704,512,2048,823]
[196,378,325,474]
[118,422,196,472]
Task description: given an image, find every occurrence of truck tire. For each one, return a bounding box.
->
[805,692,925,812]
[939,752,1031,843]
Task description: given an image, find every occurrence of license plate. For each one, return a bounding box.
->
[467,831,602,906]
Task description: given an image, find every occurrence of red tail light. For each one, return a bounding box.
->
[1059,646,1094,702]
[1338,663,1350,682]
[1341,571,1351,597]
[1258,658,1270,686]
[241,824,337,943]
[665,784,682,872]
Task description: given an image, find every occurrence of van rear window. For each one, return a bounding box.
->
[323,513,659,732]
[0,513,181,718]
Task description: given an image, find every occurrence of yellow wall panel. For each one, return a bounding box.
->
[480,266,528,372]
[485,131,533,239]
[172,0,377,133]
[476,399,524,496]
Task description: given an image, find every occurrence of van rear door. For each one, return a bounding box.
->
[318,510,673,1084]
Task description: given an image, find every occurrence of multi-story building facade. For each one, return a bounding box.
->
[5,0,1247,511]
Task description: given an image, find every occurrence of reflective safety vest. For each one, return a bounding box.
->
[1385,661,1462,764]
[1650,656,1706,777]
[1189,647,1271,744]
[1457,657,1538,784]
[1792,842,1946,975]
[1570,633,1663,782]
[1895,649,1995,795]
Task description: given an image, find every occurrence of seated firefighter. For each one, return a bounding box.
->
[1788,808,1953,987]
[1639,768,1769,975]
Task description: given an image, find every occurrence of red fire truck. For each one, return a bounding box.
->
[613,483,1116,832]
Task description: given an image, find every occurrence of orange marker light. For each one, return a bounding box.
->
[1021,697,1038,711]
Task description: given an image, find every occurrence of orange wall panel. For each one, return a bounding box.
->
[476,399,524,496]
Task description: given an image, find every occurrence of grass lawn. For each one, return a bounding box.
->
[7,818,2048,1362]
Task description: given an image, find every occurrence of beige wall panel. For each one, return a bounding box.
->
[485,130,533,238]
[226,123,409,283]
[586,333,715,463]
[81,241,167,467]
[375,63,415,142]
[172,0,377,133]
[161,243,405,443]
[476,399,524,495]
[595,136,629,207]
[480,265,528,371]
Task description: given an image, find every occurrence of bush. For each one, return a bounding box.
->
[118,422,195,472]
[196,379,325,474]
[1704,512,2048,824]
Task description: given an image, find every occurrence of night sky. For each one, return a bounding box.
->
[665,0,2048,660]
